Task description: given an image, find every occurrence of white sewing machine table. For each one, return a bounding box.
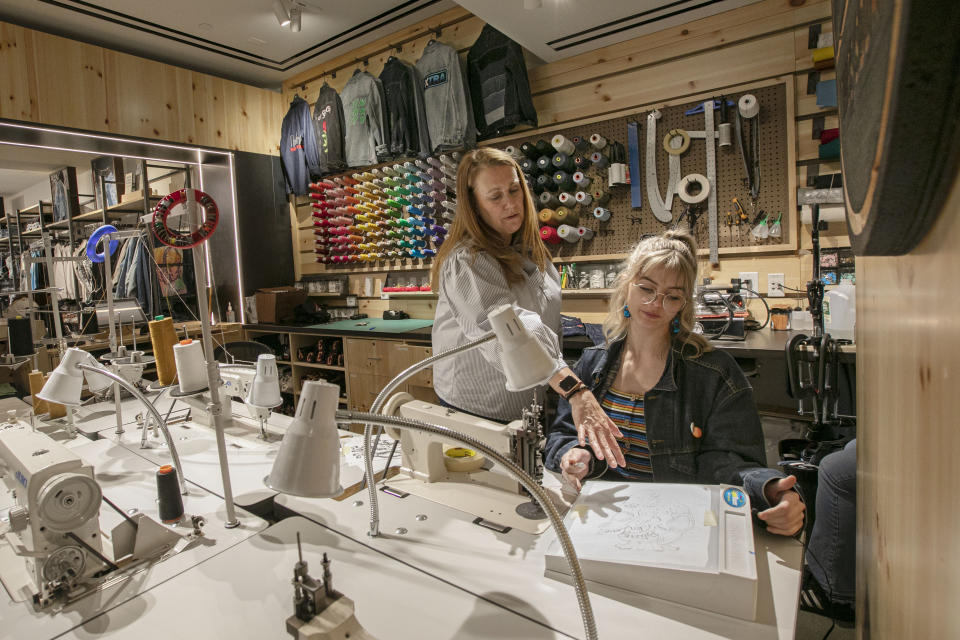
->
[0,437,266,640]
[98,402,400,511]
[57,516,570,640]
[65,392,186,438]
[276,471,802,640]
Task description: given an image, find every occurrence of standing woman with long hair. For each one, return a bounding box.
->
[544,230,805,536]
[431,148,625,469]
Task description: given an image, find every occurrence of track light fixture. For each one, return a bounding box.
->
[272,0,291,27]
[272,0,303,31]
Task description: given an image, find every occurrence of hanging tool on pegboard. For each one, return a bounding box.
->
[644,110,677,223]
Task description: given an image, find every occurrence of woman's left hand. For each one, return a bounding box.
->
[758,475,805,536]
[569,390,626,468]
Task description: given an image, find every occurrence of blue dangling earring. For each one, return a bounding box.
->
[671,316,680,334]
[623,306,631,318]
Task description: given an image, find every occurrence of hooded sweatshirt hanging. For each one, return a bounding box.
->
[279,95,320,196]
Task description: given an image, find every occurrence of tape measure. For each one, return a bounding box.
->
[151,188,219,248]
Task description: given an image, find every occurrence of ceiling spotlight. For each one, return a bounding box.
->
[272,0,291,28]
[290,4,302,32]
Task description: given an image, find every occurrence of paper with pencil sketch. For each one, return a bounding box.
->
[563,481,713,569]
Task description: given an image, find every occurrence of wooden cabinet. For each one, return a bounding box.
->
[245,328,436,415]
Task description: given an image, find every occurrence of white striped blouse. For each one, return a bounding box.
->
[432,245,564,421]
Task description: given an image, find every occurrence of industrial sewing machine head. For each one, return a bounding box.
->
[385,397,549,534]
[0,426,103,608]
[175,352,281,440]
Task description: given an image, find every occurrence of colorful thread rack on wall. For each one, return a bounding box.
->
[311,154,456,264]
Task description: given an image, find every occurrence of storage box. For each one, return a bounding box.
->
[255,287,307,324]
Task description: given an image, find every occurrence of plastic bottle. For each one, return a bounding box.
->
[225,302,236,323]
[824,281,856,332]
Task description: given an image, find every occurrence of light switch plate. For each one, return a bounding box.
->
[768,273,786,297]
[739,272,759,298]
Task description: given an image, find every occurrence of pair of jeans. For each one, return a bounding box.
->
[806,439,856,603]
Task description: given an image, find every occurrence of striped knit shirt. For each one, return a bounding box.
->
[600,387,653,480]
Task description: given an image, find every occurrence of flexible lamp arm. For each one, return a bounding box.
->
[342,410,598,640]
[77,363,188,495]
[362,331,496,537]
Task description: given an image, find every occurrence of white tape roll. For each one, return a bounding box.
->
[738,94,759,118]
[677,173,711,204]
[589,133,607,149]
[551,135,576,155]
[557,224,579,243]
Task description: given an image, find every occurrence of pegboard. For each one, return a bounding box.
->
[503,82,791,261]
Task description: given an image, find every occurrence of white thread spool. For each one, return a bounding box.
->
[558,192,576,206]
[551,135,576,155]
[504,145,523,160]
[557,224,579,243]
[738,94,759,118]
[575,191,593,206]
[589,133,607,149]
[577,226,595,241]
[173,340,207,393]
[593,207,612,222]
[572,171,591,189]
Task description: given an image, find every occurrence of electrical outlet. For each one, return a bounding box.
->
[768,273,786,297]
[739,272,759,298]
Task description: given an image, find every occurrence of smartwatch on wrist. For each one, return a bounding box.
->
[557,375,587,401]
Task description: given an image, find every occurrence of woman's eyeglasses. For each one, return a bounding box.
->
[630,282,687,313]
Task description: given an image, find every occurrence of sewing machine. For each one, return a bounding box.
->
[175,364,273,438]
[385,398,551,534]
[0,426,191,610]
[0,426,104,608]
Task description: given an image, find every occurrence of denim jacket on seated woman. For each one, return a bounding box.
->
[544,335,786,512]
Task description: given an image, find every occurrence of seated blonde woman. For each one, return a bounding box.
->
[544,230,804,536]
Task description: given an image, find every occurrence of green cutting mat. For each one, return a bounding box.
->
[306,318,434,333]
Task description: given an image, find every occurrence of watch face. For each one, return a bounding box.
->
[558,375,579,392]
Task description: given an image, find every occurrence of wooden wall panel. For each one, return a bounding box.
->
[528,0,830,94]
[0,23,39,121]
[0,21,281,155]
[533,33,795,127]
[31,30,108,132]
[857,170,960,639]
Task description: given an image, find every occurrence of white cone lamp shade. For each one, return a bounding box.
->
[488,304,560,392]
[265,380,343,498]
[36,347,112,405]
[246,354,282,409]
[173,340,208,393]
[83,358,114,393]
